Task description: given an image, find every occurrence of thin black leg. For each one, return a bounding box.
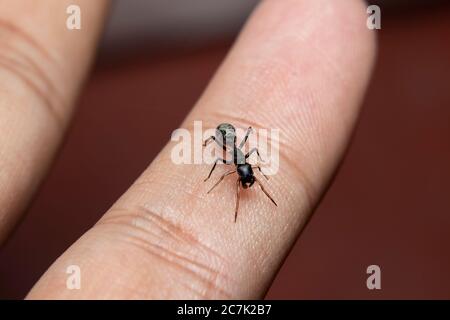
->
[245,147,264,163]
[203,136,216,147]
[204,157,228,182]
[255,177,277,206]
[207,170,235,194]
[252,165,269,180]
[238,127,253,150]
[235,178,241,222]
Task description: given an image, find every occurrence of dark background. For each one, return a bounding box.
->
[1,1,450,299]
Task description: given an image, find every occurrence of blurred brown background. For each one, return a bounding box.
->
[1,1,450,299]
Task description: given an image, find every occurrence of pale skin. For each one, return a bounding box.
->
[0,0,376,299]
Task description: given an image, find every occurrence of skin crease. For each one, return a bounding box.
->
[23,0,376,299]
[0,0,109,245]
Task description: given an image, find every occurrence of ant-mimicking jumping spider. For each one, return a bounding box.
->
[203,123,277,222]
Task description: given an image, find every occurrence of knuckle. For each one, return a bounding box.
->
[0,19,65,126]
[97,205,234,298]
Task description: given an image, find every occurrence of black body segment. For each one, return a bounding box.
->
[203,123,277,222]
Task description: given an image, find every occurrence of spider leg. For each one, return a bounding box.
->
[252,165,269,180]
[235,178,241,222]
[207,170,236,194]
[203,136,216,147]
[238,127,253,150]
[245,147,265,163]
[254,177,277,207]
[204,157,230,182]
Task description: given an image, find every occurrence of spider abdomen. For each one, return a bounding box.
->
[237,164,255,188]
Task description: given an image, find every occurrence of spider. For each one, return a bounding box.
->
[203,123,277,222]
